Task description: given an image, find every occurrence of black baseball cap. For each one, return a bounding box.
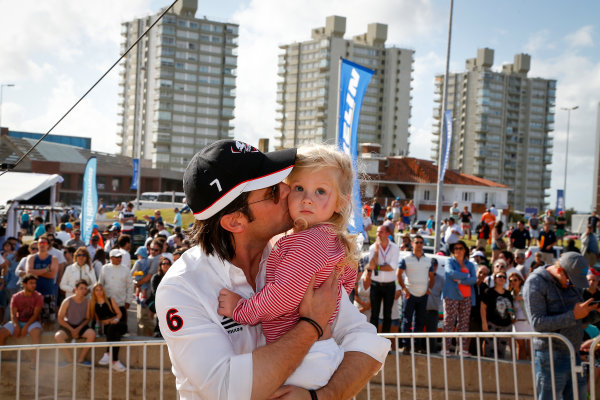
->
[184,140,296,220]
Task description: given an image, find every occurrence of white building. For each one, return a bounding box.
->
[276,16,414,156]
[117,0,238,172]
[431,48,555,214]
[360,144,510,223]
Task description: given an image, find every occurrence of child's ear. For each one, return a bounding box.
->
[220,212,247,234]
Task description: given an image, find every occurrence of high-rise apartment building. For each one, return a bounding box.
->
[118,0,238,172]
[276,16,414,155]
[432,48,556,212]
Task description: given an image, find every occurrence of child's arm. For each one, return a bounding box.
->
[230,238,330,326]
[218,289,242,318]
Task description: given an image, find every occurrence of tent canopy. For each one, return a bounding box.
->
[0,172,64,207]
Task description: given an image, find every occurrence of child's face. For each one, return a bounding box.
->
[287,167,340,228]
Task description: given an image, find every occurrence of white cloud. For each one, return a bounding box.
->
[523,29,555,54]
[565,25,594,48]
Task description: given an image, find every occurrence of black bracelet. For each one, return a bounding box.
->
[309,389,318,400]
[299,317,323,339]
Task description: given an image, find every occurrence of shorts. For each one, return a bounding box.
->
[284,338,344,390]
[58,322,90,340]
[530,229,539,238]
[3,321,42,335]
[461,223,471,231]
[41,294,57,324]
[379,318,401,327]
[402,216,411,225]
[556,228,565,238]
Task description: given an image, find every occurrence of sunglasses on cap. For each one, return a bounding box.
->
[247,184,280,206]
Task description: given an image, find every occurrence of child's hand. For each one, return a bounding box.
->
[218,288,242,318]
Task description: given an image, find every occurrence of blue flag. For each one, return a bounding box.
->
[440,110,453,182]
[131,159,139,190]
[81,157,98,245]
[556,189,564,214]
[337,58,373,235]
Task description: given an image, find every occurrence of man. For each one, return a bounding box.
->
[33,216,46,240]
[366,224,400,334]
[87,235,102,260]
[510,220,531,253]
[449,201,460,219]
[489,204,498,218]
[397,235,434,353]
[514,252,528,280]
[528,212,540,245]
[104,223,120,253]
[156,140,389,399]
[55,223,71,245]
[119,202,137,236]
[144,210,163,233]
[468,265,490,355]
[481,209,496,232]
[173,207,182,229]
[556,210,567,246]
[581,224,599,269]
[371,197,381,226]
[538,222,557,265]
[0,274,43,345]
[115,234,132,268]
[444,217,462,250]
[459,206,472,240]
[156,221,170,238]
[65,230,85,248]
[54,280,96,365]
[26,237,59,328]
[541,209,555,230]
[588,211,600,235]
[399,232,412,251]
[524,252,599,400]
[99,249,133,331]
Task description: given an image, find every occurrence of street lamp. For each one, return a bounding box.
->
[0,83,15,129]
[561,105,578,210]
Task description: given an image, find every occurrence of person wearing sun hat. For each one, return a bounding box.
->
[155,139,388,400]
[524,252,600,399]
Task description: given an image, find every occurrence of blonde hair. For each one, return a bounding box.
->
[288,144,358,269]
[89,282,108,320]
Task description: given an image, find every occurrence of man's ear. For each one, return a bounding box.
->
[220,212,247,234]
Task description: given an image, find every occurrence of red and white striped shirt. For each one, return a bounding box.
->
[232,224,356,343]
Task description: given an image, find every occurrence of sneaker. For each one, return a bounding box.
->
[461,350,471,357]
[78,360,92,367]
[112,360,127,372]
[440,350,452,357]
[98,353,110,366]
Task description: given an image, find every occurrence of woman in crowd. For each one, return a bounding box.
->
[89,283,127,372]
[149,256,172,337]
[491,221,505,263]
[509,271,531,360]
[60,247,96,295]
[92,249,107,281]
[481,271,514,358]
[442,240,477,356]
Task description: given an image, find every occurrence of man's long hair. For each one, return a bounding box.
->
[187,192,253,262]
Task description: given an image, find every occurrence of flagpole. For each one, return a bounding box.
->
[335,57,342,146]
[434,0,454,253]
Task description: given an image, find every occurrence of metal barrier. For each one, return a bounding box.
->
[585,334,600,400]
[0,332,587,400]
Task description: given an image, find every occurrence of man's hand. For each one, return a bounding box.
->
[18,325,28,337]
[573,298,598,320]
[298,273,338,330]
[267,385,310,399]
[218,288,242,318]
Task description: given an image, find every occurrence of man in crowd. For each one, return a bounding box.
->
[173,207,182,229]
[541,209,555,230]
[367,224,400,333]
[33,216,45,240]
[510,220,531,254]
[529,212,540,245]
[524,252,599,399]
[475,220,491,250]
[119,202,137,236]
[156,140,389,399]
[444,217,462,251]
[26,237,59,328]
[459,205,472,240]
[55,223,71,245]
[538,222,557,265]
[469,265,490,355]
[581,224,599,269]
[66,229,85,248]
[449,201,460,219]
[588,211,600,235]
[0,274,43,346]
[99,249,133,331]
[397,235,434,354]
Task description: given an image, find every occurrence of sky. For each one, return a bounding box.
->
[1,0,599,212]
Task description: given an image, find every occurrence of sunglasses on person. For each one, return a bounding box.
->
[247,184,280,206]
[509,277,520,282]
[160,261,171,266]
[76,254,86,258]
[413,241,424,245]
[495,275,507,279]
[151,247,161,253]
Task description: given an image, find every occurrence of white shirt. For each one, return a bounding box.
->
[368,241,400,283]
[48,247,66,265]
[55,231,71,245]
[87,244,101,261]
[60,262,97,294]
[156,244,390,400]
[99,262,134,307]
[444,224,463,245]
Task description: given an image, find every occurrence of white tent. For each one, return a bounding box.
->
[1,172,64,237]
